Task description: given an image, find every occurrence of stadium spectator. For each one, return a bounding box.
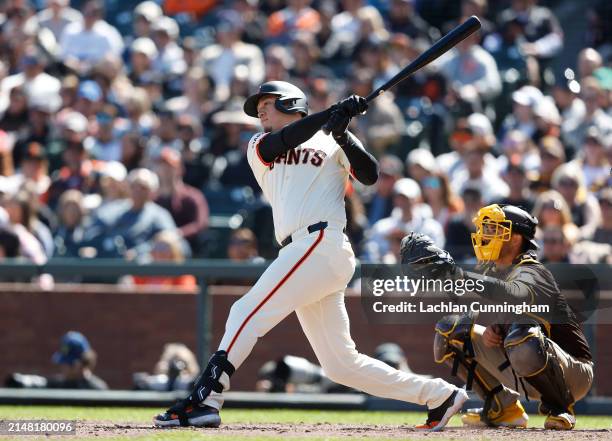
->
[97,161,128,206]
[386,0,437,42]
[577,48,603,80]
[592,188,612,245]
[528,135,566,194]
[420,172,463,232]
[551,164,602,240]
[364,154,403,225]
[155,148,209,253]
[531,189,579,247]
[500,85,543,141]
[132,1,163,38]
[497,163,535,213]
[497,0,563,64]
[263,45,293,83]
[437,113,498,182]
[32,0,83,42]
[129,37,158,87]
[150,16,186,89]
[363,178,444,261]
[227,228,262,262]
[3,188,54,257]
[445,185,482,262]
[59,0,124,73]
[564,76,612,152]
[201,10,264,102]
[83,168,177,258]
[5,142,51,202]
[496,129,540,172]
[267,0,321,44]
[53,189,87,258]
[439,30,501,103]
[7,331,108,390]
[129,231,197,288]
[540,225,574,264]
[133,343,199,391]
[348,69,404,155]
[569,126,610,191]
[406,148,437,183]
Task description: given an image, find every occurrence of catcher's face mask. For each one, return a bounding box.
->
[471,204,512,262]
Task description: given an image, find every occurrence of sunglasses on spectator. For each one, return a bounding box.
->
[451,130,474,144]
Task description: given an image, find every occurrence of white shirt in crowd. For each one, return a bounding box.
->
[59,19,124,63]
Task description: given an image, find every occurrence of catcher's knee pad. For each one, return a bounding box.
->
[189,350,235,403]
[434,313,475,364]
[503,323,546,378]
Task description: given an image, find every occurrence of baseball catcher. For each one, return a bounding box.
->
[401,204,593,430]
[153,81,468,430]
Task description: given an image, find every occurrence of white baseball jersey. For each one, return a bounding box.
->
[247,130,353,244]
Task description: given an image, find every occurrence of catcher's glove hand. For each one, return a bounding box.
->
[400,232,458,279]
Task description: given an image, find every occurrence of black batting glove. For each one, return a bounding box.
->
[327,108,351,140]
[335,95,368,118]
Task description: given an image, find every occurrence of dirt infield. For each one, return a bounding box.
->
[72,421,612,440]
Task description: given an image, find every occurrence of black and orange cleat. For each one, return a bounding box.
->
[153,399,221,428]
[415,388,468,431]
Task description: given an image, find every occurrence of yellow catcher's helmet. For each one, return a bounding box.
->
[471,204,512,262]
[471,204,539,262]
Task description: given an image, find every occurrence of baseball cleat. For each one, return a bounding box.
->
[461,400,528,428]
[153,400,221,428]
[544,412,575,430]
[415,388,468,431]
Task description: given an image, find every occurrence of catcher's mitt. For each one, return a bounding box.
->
[400,232,457,279]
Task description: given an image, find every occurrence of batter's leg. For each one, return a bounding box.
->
[295,291,458,409]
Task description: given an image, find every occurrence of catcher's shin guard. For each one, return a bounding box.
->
[434,314,507,426]
[504,323,574,416]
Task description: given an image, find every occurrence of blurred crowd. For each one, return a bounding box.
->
[0,0,610,286]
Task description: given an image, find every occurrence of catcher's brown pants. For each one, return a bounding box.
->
[461,324,594,410]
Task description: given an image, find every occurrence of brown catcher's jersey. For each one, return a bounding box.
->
[493,252,592,361]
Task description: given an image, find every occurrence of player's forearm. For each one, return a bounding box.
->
[258,109,333,163]
[461,270,531,302]
[336,131,379,185]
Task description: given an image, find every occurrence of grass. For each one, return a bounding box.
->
[0,406,611,441]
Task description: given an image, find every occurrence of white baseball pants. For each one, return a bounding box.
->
[203,224,456,410]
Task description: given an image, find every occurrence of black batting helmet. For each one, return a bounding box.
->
[243,81,308,118]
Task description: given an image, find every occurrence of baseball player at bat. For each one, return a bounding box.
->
[401,205,594,430]
[154,81,468,430]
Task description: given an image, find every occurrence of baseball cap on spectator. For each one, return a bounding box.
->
[78,80,102,102]
[64,112,88,133]
[379,155,403,177]
[212,108,259,126]
[131,37,158,60]
[128,168,159,192]
[512,85,543,108]
[29,92,61,113]
[100,161,127,182]
[584,126,604,146]
[52,331,91,365]
[467,113,494,138]
[539,136,566,161]
[407,148,437,174]
[134,1,163,22]
[393,178,421,199]
[534,96,562,125]
[152,16,179,40]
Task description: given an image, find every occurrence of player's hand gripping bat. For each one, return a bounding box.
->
[322,15,482,135]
